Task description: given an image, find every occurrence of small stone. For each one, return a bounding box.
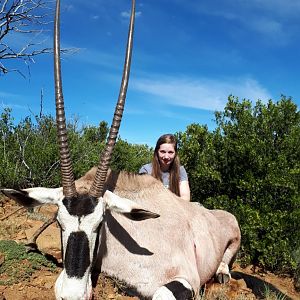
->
[44,282,53,289]
[15,230,26,240]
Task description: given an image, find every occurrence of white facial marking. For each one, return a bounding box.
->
[55,269,92,300]
[55,198,104,300]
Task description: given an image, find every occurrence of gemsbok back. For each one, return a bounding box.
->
[1,0,241,299]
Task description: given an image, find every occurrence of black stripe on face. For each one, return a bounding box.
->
[65,231,90,278]
[164,281,194,300]
[1,189,36,207]
[123,209,160,221]
[63,194,98,216]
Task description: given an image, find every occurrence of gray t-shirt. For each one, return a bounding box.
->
[139,163,188,189]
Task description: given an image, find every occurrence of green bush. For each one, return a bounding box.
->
[177,96,300,277]
[0,240,55,285]
[0,108,152,189]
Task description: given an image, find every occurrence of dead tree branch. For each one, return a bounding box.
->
[0,206,25,221]
[0,0,53,75]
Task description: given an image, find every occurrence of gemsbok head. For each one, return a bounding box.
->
[1,0,242,299]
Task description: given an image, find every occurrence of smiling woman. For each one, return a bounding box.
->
[139,133,191,201]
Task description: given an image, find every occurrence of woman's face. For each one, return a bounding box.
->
[157,143,176,171]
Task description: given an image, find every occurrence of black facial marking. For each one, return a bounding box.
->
[1,189,36,207]
[65,231,90,278]
[164,281,194,300]
[106,212,153,255]
[63,194,98,216]
[91,222,102,269]
[123,209,160,221]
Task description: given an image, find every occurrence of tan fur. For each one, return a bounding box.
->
[76,168,241,297]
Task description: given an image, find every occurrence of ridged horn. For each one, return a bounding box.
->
[89,0,136,198]
[54,0,77,198]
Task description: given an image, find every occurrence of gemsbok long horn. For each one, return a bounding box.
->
[89,0,136,198]
[54,0,77,198]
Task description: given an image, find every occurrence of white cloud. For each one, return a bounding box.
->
[0,92,32,111]
[249,0,300,16]
[63,4,75,12]
[121,10,142,18]
[0,92,18,99]
[183,0,300,19]
[1,100,27,111]
[70,48,122,70]
[177,0,299,44]
[250,18,283,36]
[132,76,272,111]
[4,31,52,50]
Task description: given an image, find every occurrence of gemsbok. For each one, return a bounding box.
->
[1,0,241,299]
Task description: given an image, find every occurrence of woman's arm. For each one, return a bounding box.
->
[179,180,191,201]
[139,163,151,174]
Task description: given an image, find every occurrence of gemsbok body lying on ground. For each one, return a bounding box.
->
[1,0,241,299]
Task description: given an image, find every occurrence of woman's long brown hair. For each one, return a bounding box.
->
[151,134,180,196]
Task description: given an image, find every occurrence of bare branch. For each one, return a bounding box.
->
[16,130,32,182]
[0,0,54,76]
[40,87,44,118]
[0,206,25,221]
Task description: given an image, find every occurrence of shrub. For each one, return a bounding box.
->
[0,240,55,285]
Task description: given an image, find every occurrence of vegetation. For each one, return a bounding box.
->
[0,240,56,285]
[0,107,152,189]
[0,95,299,288]
[0,0,53,76]
[177,96,300,288]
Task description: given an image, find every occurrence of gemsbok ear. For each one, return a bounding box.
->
[103,190,160,221]
[1,187,63,208]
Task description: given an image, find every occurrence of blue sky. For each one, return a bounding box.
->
[1,0,300,147]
